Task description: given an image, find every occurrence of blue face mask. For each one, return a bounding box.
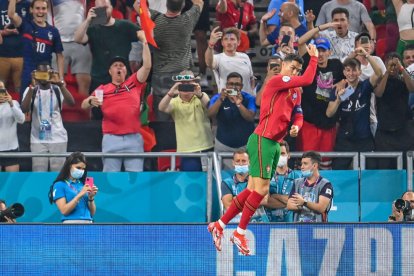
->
[70,168,84,179]
[301,170,313,178]
[235,165,249,174]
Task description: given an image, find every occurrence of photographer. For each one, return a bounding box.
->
[0,199,16,223]
[158,70,213,171]
[389,191,414,222]
[208,72,256,169]
[21,63,75,172]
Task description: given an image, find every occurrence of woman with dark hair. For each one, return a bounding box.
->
[48,151,98,223]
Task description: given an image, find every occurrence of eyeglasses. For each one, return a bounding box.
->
[226,82,243,87]
[172,75,194,81]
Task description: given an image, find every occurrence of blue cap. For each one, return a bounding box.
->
[314,37,331,50]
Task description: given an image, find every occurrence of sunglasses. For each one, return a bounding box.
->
[172,75,195,81]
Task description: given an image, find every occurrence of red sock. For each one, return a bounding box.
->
[238,191,264,230]
[221,189,252,225]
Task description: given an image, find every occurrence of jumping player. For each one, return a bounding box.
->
[208,44,319,255]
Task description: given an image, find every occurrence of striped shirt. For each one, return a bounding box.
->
[151,5,201,73]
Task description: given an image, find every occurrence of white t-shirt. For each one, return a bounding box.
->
[23,86,68,144]
[0,101,25,151]
[48,0,86,42]
[358,56,387,125]
[359,56,387,81]
[212,52,254,94]
[150,0,167,14]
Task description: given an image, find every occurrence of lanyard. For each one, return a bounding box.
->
[38,89,54,121]
[64,179,80,193]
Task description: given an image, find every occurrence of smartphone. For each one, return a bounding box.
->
[0,88,6,94]
[90,7,108,26]
[226,89,238,96]
[339,86,355,101]
[85,177,94,188]
[280,35,291,46]
[34,70,50,81]
[178,83,195,92]
[360,36,370,44]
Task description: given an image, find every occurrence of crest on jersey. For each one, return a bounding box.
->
[266,165,271,173]
[48,31,53,41]
[282,76,291,82]
[21,8,27,17]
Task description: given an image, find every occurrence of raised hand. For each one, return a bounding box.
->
[86,7,97,23]
[306,43,319,57]
[137,30,147,43]
[305,10,315,23]
[209,26,223,44]
[261,9,276,23]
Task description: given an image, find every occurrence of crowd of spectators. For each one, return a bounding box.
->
[0,0,414,173]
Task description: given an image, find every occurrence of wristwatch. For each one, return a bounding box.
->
[303,199,308,207]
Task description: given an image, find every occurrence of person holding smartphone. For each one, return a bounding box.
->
[158,70,213,171]
[207,72,256,169]
[48,151,98,223]
[0,80,25,172]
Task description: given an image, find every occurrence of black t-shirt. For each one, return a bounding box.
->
[376,77,412,131]
[302,53,345,129]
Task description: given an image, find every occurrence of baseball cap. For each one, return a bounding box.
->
[109,56,128,68]
[314,37,331,50]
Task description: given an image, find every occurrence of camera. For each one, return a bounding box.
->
[33,70,51,81]
[178,83,195,92]
[226,89,238,96]
[394,199,413,221]
[0,203,24,222]
[0,88,7,94]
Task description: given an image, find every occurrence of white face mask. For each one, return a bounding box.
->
[277,155,288,167]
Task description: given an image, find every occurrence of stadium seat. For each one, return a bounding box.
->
[157,149,181,171]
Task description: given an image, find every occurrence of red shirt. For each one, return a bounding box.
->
[94,74,144,135]
[216,0,256,30]
[254,56,318,142]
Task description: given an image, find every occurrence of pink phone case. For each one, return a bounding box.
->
[85,177,94,187]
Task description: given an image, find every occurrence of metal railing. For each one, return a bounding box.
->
[407,151,413,191]
[0,151,215,221]
[360,152,403,170]
[1,151,413,220]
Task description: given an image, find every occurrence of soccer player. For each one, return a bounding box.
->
[208,44,319,255]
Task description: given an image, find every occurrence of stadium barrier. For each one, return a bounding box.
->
[0,223,413,275]
[0,152,413,223]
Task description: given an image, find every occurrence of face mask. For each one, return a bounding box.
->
[235,165,249,174]
[301,170,313,178]
[277,155,288,167]
[70,167,84,179]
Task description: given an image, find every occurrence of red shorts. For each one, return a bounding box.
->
[296,121,337,169]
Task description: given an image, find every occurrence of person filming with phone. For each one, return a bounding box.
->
[48,151,98,223]
[208,72,256,169]
[158,70,213,171]
[21,63,75,172]
[326,49,383,170]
